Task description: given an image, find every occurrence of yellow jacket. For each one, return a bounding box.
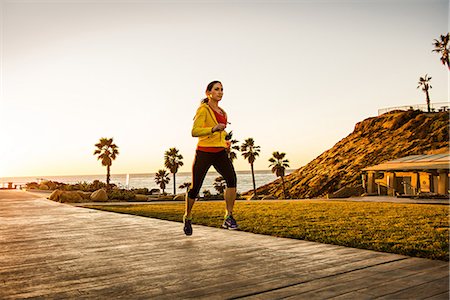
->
[191,103,228,148]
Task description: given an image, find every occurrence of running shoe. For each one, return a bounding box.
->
[222,215,238,230]
[183,219,193,236]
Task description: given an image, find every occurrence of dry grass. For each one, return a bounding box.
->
[84,200,449,261]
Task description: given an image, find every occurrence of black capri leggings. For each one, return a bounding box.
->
[188,149,237,199]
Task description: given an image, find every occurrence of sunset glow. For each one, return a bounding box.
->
[1,0,448,178]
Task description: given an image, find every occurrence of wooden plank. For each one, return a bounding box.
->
[375,276,449,300]
[425,291,450,300]
[349,265,449,298]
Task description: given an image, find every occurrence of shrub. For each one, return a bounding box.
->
[107,189,136,201]
[202,189,212,199]
[131,188,150,195]
[61,180,110,192]
[204,193,224,200]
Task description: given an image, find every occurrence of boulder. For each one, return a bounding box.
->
[261,195,276,200]
[77,191,92,200]
[49,189,63,201]
[90,189,108,202]
[59,191,83,203]
[42,180,58,190]
[38,184,49,190]
[26,182,40,189]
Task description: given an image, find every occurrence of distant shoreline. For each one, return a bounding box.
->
[0,170,294,194]
[1,169,296,181]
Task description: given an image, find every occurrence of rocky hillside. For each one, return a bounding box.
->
[252,110,449,199]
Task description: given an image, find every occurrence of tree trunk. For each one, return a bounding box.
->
[281,175,287,199]
[426,90,431,112]
[173,173,176,195]
[106,165,111,189]
[251,163,257,199]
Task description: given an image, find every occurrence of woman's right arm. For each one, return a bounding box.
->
[191,106,214,137]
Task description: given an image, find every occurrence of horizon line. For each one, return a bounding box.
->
[0,169,297,179]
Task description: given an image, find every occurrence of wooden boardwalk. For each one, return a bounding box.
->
[0,190,448,299]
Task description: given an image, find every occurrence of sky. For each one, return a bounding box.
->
[0,0,448,178]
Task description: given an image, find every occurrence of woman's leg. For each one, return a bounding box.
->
[224,187,237,217]
[213,150,237,218]
[184,196,196,220]
[185,151,212,219]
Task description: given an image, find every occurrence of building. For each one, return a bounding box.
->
[362,153,449,197]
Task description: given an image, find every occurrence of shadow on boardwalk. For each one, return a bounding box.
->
[0,190,448,299]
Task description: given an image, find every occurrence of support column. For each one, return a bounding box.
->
[438,170,449,195]
[361,174,366,190]
[367,171,377,194]
[419,172,431,193]
[414,172,420,195]
[387,172,396,196]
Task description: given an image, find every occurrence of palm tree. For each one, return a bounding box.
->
[213,176,226,194]
[268,151,290,199]
[241,138,261,199]
[432,33,449,70]
[228,139,240,162]
[155,169,170,195]
[179,182,191,192]
[93,137,119,189]
[225,131,240,162]
[202,189,212,199]
[164,147,184,195]
[417,74,432,112]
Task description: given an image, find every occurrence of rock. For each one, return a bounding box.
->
[26,182,39,190]
[49,189,63,201]
[59,191,83,203]
[173,193,186,201]
[77,191,92,200]
[49,190,90,203]
[38,184,49,190]
[90,189,108,202]
[42,181,58,190]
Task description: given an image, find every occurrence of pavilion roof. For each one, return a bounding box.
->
[362,153,449,172]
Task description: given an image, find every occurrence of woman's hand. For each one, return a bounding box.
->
[225,140,231,149]
[212,123,226,132]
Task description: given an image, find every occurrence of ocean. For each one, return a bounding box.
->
[1,170,293,195]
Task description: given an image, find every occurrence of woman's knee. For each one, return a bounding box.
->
[187,188,199,199]
[225,173,237,188]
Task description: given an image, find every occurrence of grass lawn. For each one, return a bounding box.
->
[84,200,449,261]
